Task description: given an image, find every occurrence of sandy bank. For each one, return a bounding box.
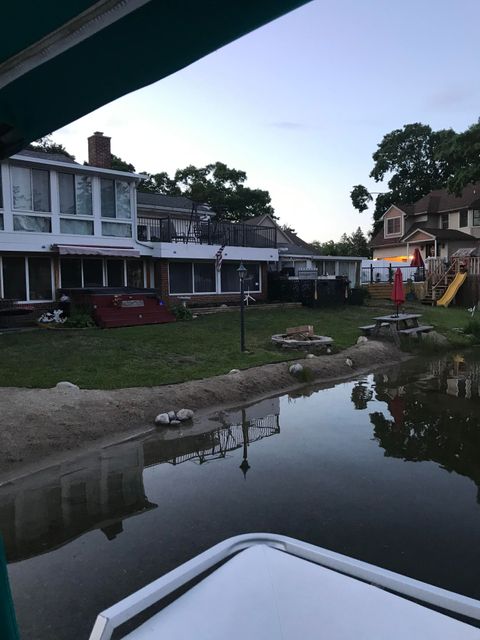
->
[0,341,405,478]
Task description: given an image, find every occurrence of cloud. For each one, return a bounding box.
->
[426,86,476,110]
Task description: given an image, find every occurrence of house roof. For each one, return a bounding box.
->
[403,183,480,215]
[401,226,477,242]
[370,228,405,249]
[16,148,79,164]
[137,192,212,213]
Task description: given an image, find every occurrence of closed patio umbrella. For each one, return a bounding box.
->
[410,248,424,268]
[391,268,405,317]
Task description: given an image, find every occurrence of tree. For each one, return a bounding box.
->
[311,227,370,257]
[438,121,480,195]
[351,123,456,235]
[28,135,75,160]
[111,154,136,173]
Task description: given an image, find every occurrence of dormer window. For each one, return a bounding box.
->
[386,217,401,235]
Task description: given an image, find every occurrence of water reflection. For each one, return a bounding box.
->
[0,397,280,562]
[364,353,480,501]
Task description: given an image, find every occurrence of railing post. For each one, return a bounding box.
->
[370,264,373,284]
[389,263,393,283]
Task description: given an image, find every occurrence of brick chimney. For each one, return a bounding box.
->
[88,131,111,168]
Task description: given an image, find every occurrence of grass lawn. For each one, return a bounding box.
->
[0,302,473,389]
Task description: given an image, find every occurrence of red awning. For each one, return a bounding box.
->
[55,244,140,258]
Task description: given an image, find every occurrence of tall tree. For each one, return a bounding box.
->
[351,123,456,235]
[311,227,370,257]
[438,121,480,195]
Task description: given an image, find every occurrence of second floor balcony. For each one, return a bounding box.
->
[137,216,276,249]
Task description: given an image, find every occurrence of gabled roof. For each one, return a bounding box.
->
[137,192,212,214]
[370,227,405,248]
[409,183,480,214]
[16,148,79,164]
[401,226,477,242]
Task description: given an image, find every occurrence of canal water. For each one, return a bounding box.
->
[3,351,480,639]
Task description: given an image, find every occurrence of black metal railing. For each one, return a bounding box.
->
[137,216,276,248]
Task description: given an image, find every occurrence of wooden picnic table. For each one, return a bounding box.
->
[359,313,433,346]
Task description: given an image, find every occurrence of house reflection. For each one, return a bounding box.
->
[366,355,480,502]
[1,397,280,562]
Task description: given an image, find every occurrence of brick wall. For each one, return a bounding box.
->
[87,132,111,168]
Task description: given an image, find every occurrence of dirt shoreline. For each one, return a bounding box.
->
[0,341,406,479]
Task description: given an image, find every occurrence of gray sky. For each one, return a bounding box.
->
[53,0,480,242]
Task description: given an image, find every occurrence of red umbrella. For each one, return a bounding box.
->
[391,268,405,316]
[410,247,424,268]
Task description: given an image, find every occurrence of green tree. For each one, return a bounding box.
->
[111,154,136,173]
[351,123,456,235]
[438,121,480,195]
[28,135,75,160]
[311,227,370,257]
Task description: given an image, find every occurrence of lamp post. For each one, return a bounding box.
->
[237,262,247,352]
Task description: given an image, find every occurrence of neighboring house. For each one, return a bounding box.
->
[371,185,480,262]
[0,132,278,307]
[245,214,362,286]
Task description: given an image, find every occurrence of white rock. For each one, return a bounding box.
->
[326,347,332,354]
[357,336,368,344]
[305,353,316,359]
[345,358,354,368]
[176,408,194,421]
[229,369,241,374]
[170,419,181,425]
[168,411,176,420]
[289,363,304,375]
[55,381,79,390]
[155,413,170,425]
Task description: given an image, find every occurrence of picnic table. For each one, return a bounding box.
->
[359,313,433,346]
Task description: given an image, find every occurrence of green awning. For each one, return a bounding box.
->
[0,0,309,159]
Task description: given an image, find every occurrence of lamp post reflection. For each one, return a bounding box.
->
[239,409,250,478]
[237,262,247,352]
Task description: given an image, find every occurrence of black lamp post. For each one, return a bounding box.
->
[239,409,250,478]
[237,262,247,352]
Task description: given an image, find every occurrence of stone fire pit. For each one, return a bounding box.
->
[271,324,333,351]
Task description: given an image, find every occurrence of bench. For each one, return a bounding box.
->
[398,325,434,336]
[359,323,388,335]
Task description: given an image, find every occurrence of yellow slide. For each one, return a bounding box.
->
[436,272,467,307]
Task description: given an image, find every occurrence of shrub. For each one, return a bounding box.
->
[63,312,96,328]
[464,319,480,342]
[348,288,369,305]
[172,305,193,321]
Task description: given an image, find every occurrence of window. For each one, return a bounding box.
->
[12,166,50,211]
[60,219,94,235]
[59,173,92,216]
[441,213,449,229]
[169,262,193,294]
[460,210,468,227]
[100,179,131,219]
[194,262,216,292]
[60,258,82,288]
[83,259,104,287]
[221,263,260,292]
[126,260,144,288]
[107,260,125,287]
[2,257,26,299]
[386,217,401,235]
[473,210,480,227]
[13,215,51,233]
[102,221,132,237]
[28,257,52,300]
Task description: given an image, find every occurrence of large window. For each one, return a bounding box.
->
[169,262,217,294]
[12,166,50,211]
[60,219,94,235]
[28,257,53,300]
[473,210,480,227]
[59,173,92,216]
[83,259,103,287]
[101,179,131,219]
[60,258,82,288]
[460,210,468,227]
[102,221,132,237]
[13,215,51,233]
[386,217,401,235]
[1,256,52,301]
[169,263,193,294]
[441,213,449,229]
[126,260,144,288]
[107,260,125,287]
[220,263,260,292]
[2,257,26,299]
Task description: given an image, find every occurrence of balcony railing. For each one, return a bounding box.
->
[137,216,276,248]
